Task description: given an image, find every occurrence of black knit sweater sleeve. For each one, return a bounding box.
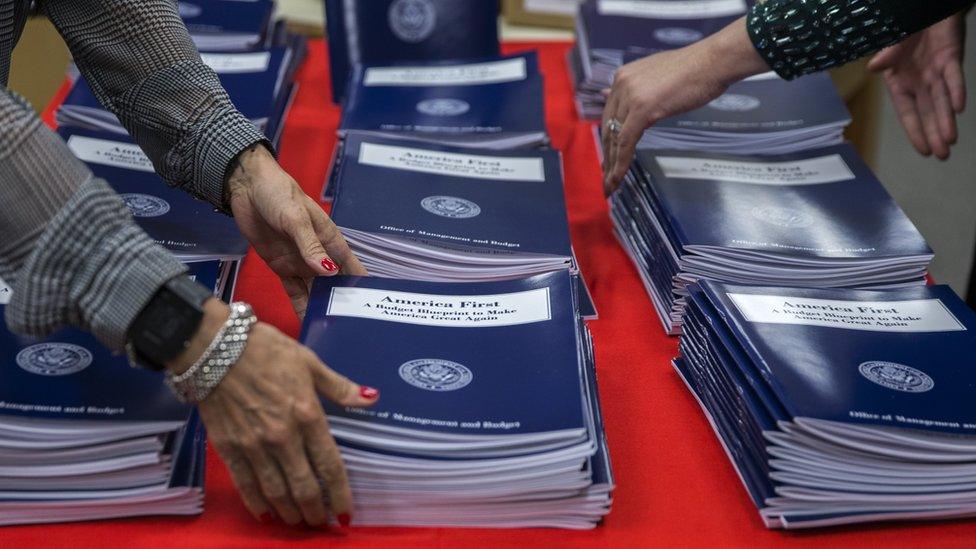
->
[747,0,974,79]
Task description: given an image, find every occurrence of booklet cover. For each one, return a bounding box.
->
[179,0,274,47]
[326,0,500,102]
[700,281,976,435]
[652,72,850,133]
[580,0,746,55]
[331,135,572,258]
[635,144,932,259]
[340,53,545,143]
[59,128,248,261]
[300,272,586,437]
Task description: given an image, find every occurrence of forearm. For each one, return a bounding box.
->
[39,0,269,210]
[748,0,974,79]
[0,89,186,349]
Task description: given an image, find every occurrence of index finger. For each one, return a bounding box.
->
[609,114,649,192]
[306,199,368,276]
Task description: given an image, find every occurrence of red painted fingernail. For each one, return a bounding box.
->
[338,513,351,527]
[359,386,379,400]
[321,258,339,273]
[258,512,272,523]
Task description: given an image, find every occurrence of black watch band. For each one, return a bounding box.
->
[127,275,214,371]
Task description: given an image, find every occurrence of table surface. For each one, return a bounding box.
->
[9,40,975,548]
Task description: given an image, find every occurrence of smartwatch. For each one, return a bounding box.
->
[127,275,214,371]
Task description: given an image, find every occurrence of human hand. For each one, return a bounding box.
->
[170,299,379,527]
[601,17,769,194]
[868,13,967,160]
[227,146,367,318]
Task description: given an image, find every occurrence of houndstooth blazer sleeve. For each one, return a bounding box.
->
[39,0,270,210]
[0,88,187,350]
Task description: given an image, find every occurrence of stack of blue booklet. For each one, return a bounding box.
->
[570,0,749,118]
[0,262,222,525]
[300,271,613,528]
[675,281,976,528]
[339,53,548,150]
[57,40,305,149]
[179,0,275,51]
[328,134,576,282]
[634,70,851,154]
[609,144,933,334]
[325,0,500,103]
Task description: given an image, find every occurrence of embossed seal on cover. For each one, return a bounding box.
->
[708,94,761,112]
[120,194,171,218]
[653,27,704,45]
[859,361,935,393]
[421,196,481,219]
[388,0,437,43]
[416,98,471,117]
[399,358,473,391]
[750,206,814,229]
[16,343,93,376]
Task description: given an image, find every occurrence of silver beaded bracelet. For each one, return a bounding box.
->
[165,302,257,403]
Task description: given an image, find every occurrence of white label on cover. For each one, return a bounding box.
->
[200,52,271,73]
[655,154,855,186]
[597,0,746,19]
[363,58,527,86]
[727,294,966,333]
[524,0,582,16]
[66,135,154,173]
[326,287,552,327]
[0,277,11,305]
[742,71,782,82]
[358,142,546,182]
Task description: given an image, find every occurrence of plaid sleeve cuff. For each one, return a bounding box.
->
[182,107,273,213]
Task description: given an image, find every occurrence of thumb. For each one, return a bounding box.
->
[867,46,899,72]
[281,207,340,276]
[305,350,379,407]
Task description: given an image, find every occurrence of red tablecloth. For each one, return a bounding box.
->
[15,40,975,548]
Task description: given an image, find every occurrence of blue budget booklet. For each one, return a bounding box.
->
[651,72,850,133]
[58,128,248,261]
[325,0,500,102]
[636,144,932,259]
[331,135,572,258]
[0,261,219,423]
[340,53,546,148]
[58,46,295,136]
[300,272,586,438]
[700,281,976,435]
[179,0,274,50]
[580,0,746,55]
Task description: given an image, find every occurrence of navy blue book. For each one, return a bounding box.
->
[179,0,274,51]
[580,0,746,57]
[300,272,586,443]
[0,261,218,424]
[677,280,976,528]
[331,134,572,263]
[650,72,849,135]
[58,46,294,136]
[340,53,547,149]
[58,128,248,261]
[701,282,976,434]
[636,144,931,260]
[326,0,500,103]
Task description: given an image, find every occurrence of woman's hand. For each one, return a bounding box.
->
[868,13,967,160]
[226,146,367,318]
[601,17,769,194]
[169,299,378,527]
